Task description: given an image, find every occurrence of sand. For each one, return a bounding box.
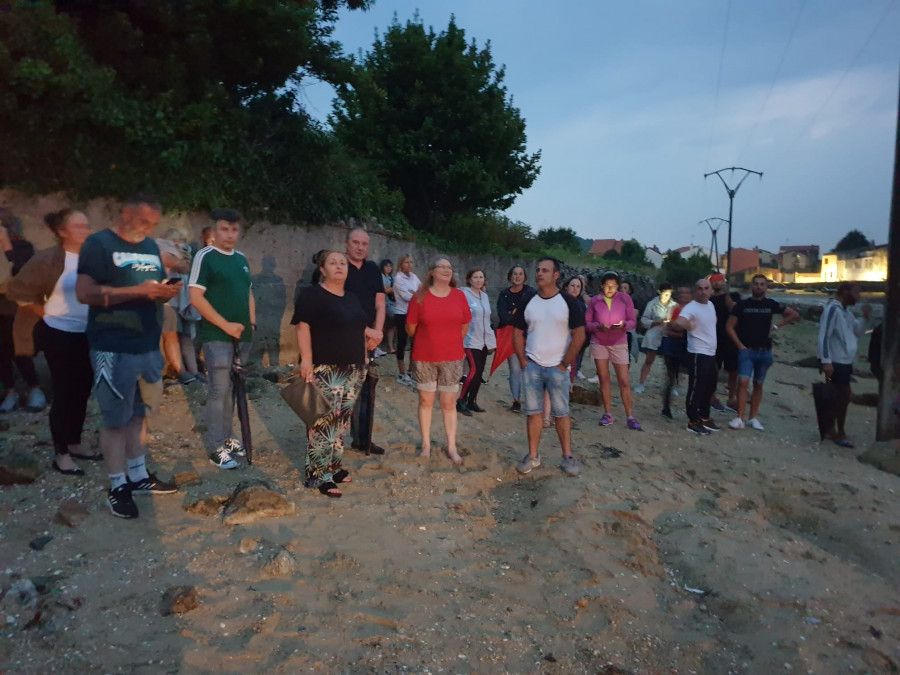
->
[1,319,898,674]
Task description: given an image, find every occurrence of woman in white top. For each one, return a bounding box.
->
[8,209,94,475]
[635,282,676,393]
[392,255,421,385]
[458,268,496,415]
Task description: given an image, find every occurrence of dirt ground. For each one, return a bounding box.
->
[1,318,899,674]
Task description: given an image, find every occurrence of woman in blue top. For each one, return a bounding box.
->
[458,268,496,415]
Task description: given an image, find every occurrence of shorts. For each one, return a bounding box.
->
[716,338,738,372]
[91,350,163,428]
[162,304,178,332]
[413,359,463,393]
[522,360,570,417]
[830,362,852,386]
[737,348,774,383]
[590,342,629,366]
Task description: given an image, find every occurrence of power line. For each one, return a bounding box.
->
[703,167,763,277]
[703,0,733,173]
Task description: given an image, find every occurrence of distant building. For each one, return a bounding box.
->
[670,245,719,268]
[778,245,819,272]
[821,245,887,283]
[644,245,663,268]
[720,247,760,283]
[589,239,626,257]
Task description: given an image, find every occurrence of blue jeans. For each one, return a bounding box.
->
[203,341,252,450]
[507,355,523,401]
[737,348,774,383]
[522,360,570,417]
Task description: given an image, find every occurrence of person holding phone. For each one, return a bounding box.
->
[585,273,640,430]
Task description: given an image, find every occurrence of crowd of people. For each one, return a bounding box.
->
[0,197,875,515]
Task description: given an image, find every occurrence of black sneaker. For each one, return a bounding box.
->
[686,421,711,435]
[468,401,486,413]
[127,473,179,495]
[352,442,385,455]
[108,484,138,519]
[701,418,721,432]
[509,401,521,413]
[660,408,673,420]
[456,400,472,416]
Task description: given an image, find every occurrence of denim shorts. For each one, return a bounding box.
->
[737,348,774,383]
[522,360,570,417]
[91,350,163,428]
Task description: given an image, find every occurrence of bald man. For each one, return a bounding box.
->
[672,278,719,435]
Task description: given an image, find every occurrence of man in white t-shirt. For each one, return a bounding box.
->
[512,257,586,476]
[672,278,719,435]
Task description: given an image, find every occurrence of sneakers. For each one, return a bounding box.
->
[516,454,541,474]
[456,400,472,417]
[598,413,613,426]
[24,388,46,412]
[710,400,725,413]
[373,347,387,358]
[127,473,179,495]
[509,400,521,413]
[626,416,643,431]
[468,401,486,413]
[686,421,711,435]
[178,372,197,385]
[728,417,745,430]
[210,446,240,470]
[559,455,582,477]
[748,418,765,431]
[224,437,245,457]
[587,375,600,384]
[670,387,680,397]
[634,383,645,394]
[576,370,587,380]
[396,373,414,386]
[0,391,19,413]
[108,484,138,519]
[660,407,673,420]
[701,418,721,432]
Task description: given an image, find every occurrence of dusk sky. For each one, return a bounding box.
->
[302,1,900,254]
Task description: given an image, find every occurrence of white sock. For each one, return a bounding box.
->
[126,456,149,481]
[109,473,127,490]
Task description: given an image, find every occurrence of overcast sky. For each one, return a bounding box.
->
[301,0,900,254]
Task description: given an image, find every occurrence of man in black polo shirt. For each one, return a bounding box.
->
[725,274,798,431]
[344,227,386,455]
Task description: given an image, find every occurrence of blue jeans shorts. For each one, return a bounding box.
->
[737,348,774,383]
[522,360,570,417]
[90,350,163,428]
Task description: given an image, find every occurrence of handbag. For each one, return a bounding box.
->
[280,376,331,427]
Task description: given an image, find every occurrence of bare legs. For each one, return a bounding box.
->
[638,351,657,385]
[101,416,145,475]
[595,358,633,417]
[526,413,572,458]
[735,378,766,421]
[417,390,461,463]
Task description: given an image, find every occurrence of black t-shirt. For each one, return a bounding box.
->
[731,297,786,349]
[291,284,367,367]
[711,291,740,335]
[345,260,383,327]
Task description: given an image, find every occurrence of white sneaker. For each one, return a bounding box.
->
[634,383,645,394]
[748,418,765,431]
[209,446,239,470]
[25,387,46,412]
[373,348,387,358]
[587,375,600,384]
[670,387,680,397]
[728,417,745,430]
[576,370,587,380]
[0,391,18,413]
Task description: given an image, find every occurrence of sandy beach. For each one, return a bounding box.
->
[1,317,899,674]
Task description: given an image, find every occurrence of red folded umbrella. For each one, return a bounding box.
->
[489,325,516,376]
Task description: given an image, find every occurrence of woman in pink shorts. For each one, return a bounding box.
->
[585,273,641,430]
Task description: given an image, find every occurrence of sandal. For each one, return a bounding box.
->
[317,481,342,498]
[332,469,352,483]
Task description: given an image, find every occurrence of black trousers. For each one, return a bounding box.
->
[350,357,378,449]
[459,347,488,404]
[686,353,717,423]
[0,313,38,389]
[394,313,411,361]
[37,321,92,455]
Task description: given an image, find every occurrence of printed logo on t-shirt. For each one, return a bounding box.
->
[112,252,162,272]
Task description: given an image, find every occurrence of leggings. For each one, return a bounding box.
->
[686,353,717,423]
[307,364,365,485]
[459,347,488,404]
[36,321,92,455]
[394,313,411,362]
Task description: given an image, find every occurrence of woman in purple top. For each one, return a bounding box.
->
[585,273,641,430]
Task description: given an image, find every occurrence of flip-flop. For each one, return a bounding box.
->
[835,438,855,448]
[317,481,342,498]
[332,469,352,483]
[68,451,104,461]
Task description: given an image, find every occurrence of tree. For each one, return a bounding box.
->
[537,227,580,252]
[619,240,649,266]
[332,15,541,234]
[659,250,714,286]
[834,229,871,252]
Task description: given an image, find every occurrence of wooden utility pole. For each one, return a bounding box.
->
[876,72,900,442]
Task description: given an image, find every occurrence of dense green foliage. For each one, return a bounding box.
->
[0,0,398,222]
[658,250,714,286]
[834,229,871,251]
[537,227,581,252]
[332,15,540,234]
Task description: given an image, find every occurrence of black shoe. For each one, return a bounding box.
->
[509,400,521,413]
[701,418,721,432]
[660,408,673,420]
[686,421,711,435]
[352,442,385,455]
[468,401,486,413]
[107,484,138,519]
[456,400,472,416]
[51,459,85,476]
[127,473,179,495]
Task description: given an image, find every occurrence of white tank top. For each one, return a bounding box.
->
[43,251,89,333]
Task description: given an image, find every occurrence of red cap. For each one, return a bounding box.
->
[708,273,725,282]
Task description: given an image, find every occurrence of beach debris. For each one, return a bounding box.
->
[52,499,90,528]
[221,480,296,526]
[28,535,53,551]
[183,495,228,516]
[262,547,298,577]
[173,471,202,487]
[0,449,41,485]
[160,585,199,616]
[869,625,883,639]
[804,616,821,625]
[683,585,706,595]
[600,446,623,459]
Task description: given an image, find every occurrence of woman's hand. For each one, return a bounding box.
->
[364,327,382,351]
[300,359,314,383]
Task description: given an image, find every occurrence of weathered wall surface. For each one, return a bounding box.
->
[0,191,526,365]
